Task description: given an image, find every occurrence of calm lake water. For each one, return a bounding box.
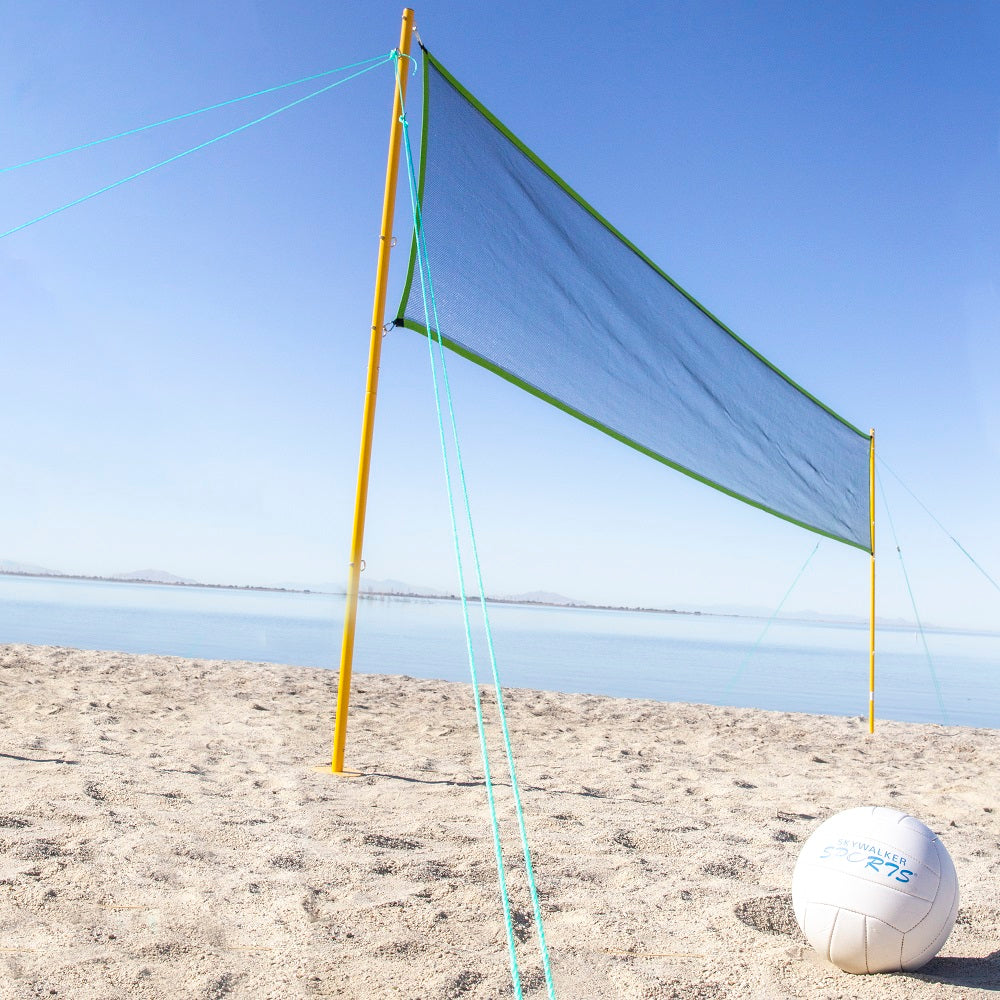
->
[2,574,998,729]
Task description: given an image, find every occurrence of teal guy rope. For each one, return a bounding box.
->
[879,458,1000,599]
[398,62,557,999]
[395,60,557,1000]
[0,54,393,241]
[398,60,557,1000]
[876,469,949,724]
[0,53,392,175]
[397,81,524,1000]
[411,155,559,996]
[721,541,820,700]
[411,148,559,1000]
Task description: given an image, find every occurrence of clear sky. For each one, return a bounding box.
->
[3,1,999,629]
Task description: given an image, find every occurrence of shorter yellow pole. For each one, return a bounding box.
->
[868,428,876,734]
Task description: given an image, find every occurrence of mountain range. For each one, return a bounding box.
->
[0,561,195,586]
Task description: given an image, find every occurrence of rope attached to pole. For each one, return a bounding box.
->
[876,470,949,724]
[1,53,394,176]
[1,53,395,240]
[397,54,557,1000]
[721,541,821,700]
[879,459,1000,600]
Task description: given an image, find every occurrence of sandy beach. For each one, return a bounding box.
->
[0,643,997,998]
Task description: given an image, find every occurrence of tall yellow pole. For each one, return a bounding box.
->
[332,8,415,773]
[868,428,876,734]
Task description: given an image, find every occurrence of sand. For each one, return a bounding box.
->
[0,643,997,998]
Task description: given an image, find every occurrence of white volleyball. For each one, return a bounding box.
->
[791,806,959,974]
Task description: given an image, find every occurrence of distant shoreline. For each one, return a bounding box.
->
[357,587,700,617]
[0,568,698,614]
[2,568,987,635]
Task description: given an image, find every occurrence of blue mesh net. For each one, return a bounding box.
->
[398,53,871,552]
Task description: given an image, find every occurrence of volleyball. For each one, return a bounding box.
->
[791,806,959,974]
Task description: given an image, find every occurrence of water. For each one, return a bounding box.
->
[2,573,998,728]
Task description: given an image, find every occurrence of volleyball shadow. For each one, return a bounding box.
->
[906,950,1000,991]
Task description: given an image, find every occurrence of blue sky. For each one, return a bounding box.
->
[3,1,999,629]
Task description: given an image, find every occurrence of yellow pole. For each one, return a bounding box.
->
[332,8,416,773]
[868,428,876,734]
